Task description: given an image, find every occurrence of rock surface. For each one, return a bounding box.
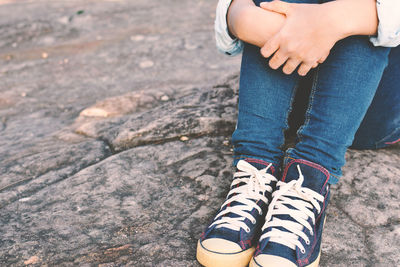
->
[0,1,399,266]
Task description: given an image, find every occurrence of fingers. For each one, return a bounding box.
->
[261,36,280,58]
[297,62,314,76]
[282,58,301,75]
[264,46,319,75]
[261,33,328,75]
[318,53,329,64]
[260,1,292,15]
[261,35,290,71]
[269,50,289,70]
[296,51,330,75]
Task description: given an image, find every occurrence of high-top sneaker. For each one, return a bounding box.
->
[197,159,278,267]
[250,159,331,267]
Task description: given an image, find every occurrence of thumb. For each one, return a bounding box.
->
[260,1,292,15]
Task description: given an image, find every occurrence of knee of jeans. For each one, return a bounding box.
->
[350,140,376,150]
[351,127,400,150]
[376,128,400,148]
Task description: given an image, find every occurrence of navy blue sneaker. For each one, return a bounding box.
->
[250,159,331,267]
[197,159,278,267]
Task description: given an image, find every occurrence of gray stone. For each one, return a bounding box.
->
[336,148,400,227]
[74,80,239,152]
[79,87,185,118]
[0,0,399,266]
[0,138,111,208]
[0,137,232,266]
[367,224,400,266]
[321,202,369,266]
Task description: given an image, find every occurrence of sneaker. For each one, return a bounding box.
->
[197,159,278,267]
[250,159,331,267]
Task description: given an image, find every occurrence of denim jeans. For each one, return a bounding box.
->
[351,46,400,149]
[288,46,400,151]
[231,20,394,182]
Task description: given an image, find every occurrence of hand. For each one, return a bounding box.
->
[259,1,344,76]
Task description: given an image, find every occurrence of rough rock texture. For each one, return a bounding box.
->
[74,81,238,152]
[0,1,399,266]
[1,137,233,266]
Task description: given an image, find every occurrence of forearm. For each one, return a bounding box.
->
[227,0,378,49]
[227,0,285,47]
[324,0,378,39]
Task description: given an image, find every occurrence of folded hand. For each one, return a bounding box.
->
[260,1,343,76]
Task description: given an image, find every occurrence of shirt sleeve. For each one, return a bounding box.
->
[370,0,400,47]
[215,0,244,56]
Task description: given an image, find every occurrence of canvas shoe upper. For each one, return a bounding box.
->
[251,158,331,267]
[197,159,278,267]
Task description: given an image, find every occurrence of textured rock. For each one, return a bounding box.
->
[0,0,399,266]
[0,137,111,208]
[75,79,239,152]
[0,137,233,266]
[79,87,184,118]
[336,148,400,228]
[367,224,400,266]
[321,202,369,266]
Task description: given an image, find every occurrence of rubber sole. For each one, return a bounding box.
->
[249,250,321,267]
[196,240,255,267]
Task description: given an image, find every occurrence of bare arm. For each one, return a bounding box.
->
[329,0,378,37]
[227,0,285,47]
[227,0,379,75]
[228,0,378,48]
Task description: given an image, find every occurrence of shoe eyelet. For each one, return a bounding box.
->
[251,219,256,224]
[245,227,250,233]
[301,249,306,254]
[305,240,310,245]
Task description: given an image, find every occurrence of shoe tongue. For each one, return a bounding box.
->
[281,159,330,193]
[243,158,275,175]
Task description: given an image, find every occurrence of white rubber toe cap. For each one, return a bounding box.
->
[251,255,297,267]
[201,238,243,253]
[197,239,255,267]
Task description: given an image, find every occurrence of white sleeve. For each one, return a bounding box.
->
[370,0,400,47]
[215,0,244,56]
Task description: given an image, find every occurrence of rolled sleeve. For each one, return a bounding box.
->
[215,0,244,56]
[370,0,400,47]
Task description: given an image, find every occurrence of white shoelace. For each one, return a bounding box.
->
[209,160,277,233]
[259,165,325,253]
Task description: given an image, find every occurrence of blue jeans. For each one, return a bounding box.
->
[351,47,400,149]
[232,32,395,183]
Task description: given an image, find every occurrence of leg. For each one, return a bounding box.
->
[232,42,301,170]
[286,36,391,181]
[198,40,302,266]
[352,46,400,149]
[253,36,390,267]
[198,1,320,265]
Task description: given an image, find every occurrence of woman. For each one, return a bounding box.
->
[197,0,400,266]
